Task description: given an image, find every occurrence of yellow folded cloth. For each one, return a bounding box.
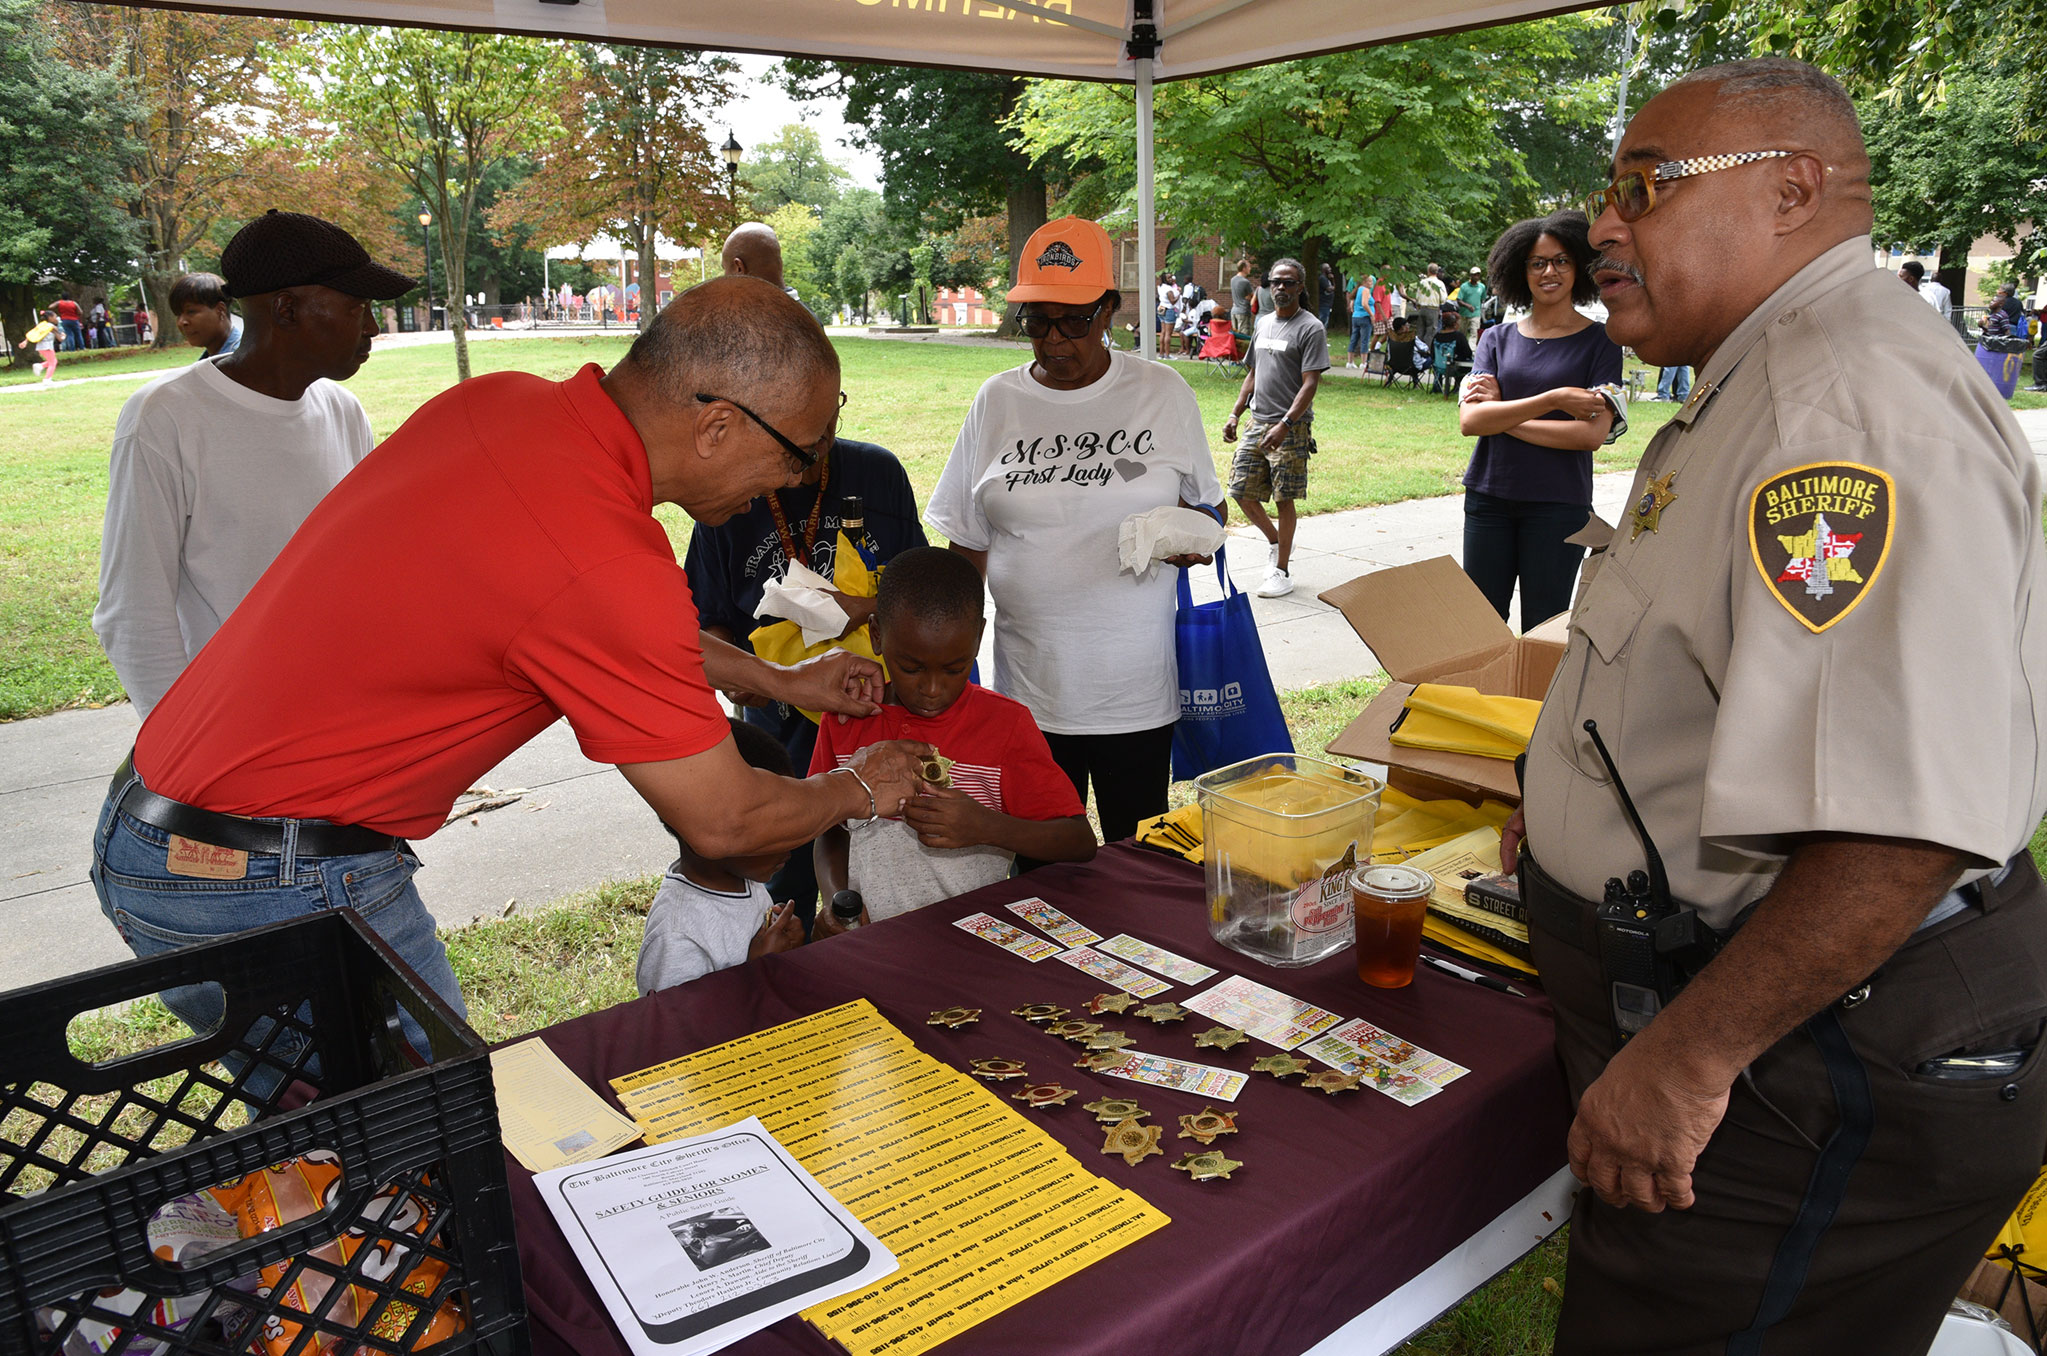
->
[1136,802,1204,864]
[1389,684,1542,761]
[747,528,884,722]
[1370,787,1514,861]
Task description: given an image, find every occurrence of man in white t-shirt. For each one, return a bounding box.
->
[94,210,415,717]
[1898,260,1951,320]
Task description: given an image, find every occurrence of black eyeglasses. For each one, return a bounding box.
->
[1018,301,1107,340]
[695,390,846,472]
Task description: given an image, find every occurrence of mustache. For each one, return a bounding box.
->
[1592,255,1643,285]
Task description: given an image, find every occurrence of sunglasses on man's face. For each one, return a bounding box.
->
[1018,301,1107,339]
[695,390,846,473]
[1583,150,1793,224]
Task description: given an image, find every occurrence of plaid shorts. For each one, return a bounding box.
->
[1228,420,1315,501]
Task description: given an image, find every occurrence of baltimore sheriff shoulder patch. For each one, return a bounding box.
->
[1747,461,1894,632]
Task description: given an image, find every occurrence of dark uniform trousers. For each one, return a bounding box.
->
[1532,853,2047,1356]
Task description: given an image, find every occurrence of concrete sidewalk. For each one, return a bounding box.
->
[6,411,2045,991]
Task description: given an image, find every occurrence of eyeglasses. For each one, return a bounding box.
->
[1583,150,1793,224]
[1018,301,1107,339]
[1269,276,1304,291]
[695,390,846,473]
[1526,255,1573,275]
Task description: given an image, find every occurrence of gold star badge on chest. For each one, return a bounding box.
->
[1631,469,1679,539]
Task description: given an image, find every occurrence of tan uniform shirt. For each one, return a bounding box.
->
[1524,238,2047,932]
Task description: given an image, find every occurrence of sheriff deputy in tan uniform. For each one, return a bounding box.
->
[1500,58,2047,1354]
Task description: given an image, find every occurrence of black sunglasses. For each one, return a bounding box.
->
[1018,301,1107,339]
[695,390,846,472]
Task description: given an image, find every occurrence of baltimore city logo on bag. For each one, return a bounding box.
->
[1036,241,1082,271]
[1746,460,1894,633]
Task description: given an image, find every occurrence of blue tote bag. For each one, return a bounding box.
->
[1171,544,1294,780]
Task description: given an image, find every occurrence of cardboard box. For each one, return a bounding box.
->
[1318,555,1570,804]
[1959,1257,2047,1350]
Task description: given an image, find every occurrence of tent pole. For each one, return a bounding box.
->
[1136,53,1156,362]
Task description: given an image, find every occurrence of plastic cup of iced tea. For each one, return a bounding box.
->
[1352,865,1435,989]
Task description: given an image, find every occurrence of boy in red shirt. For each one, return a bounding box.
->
[812,548,1094,932]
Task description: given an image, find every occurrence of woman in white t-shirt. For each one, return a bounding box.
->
[929,218,1226,844]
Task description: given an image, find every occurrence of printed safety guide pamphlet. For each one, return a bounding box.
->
[534,1116,895,1356]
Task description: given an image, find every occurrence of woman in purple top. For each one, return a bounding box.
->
[1456,209,1625,627]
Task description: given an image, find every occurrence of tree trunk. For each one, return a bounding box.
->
[142,269,177,352]
[441,217,472,382]
[3,283,37,370]
[997,170,1049,339]
[637,213,657,331]
[1299,239,1323,321]
[1935,242,1969,323]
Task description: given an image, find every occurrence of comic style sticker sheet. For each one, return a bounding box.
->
[1091,1050,1250,1103]
[1052,947,1172,998]
[1003,898,1101,949]
[1180,974,1345,1050]
[1093,934,1218,986]
[1299,1018,1470,1106]
[952,913,1062,963]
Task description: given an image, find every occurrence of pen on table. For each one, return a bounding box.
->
[1419,953,1526,997]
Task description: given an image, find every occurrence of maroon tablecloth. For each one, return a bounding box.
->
[505,843,1570,1356]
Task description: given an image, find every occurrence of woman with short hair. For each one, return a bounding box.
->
[1455,209,1625,628]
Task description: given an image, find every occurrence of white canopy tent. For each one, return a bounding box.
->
[120,0,1595,351]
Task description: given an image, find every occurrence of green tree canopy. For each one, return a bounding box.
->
[1863,68,2047,294]
[779,62,1049,318]
[741,124,849,216]
[301,27,568,379]
[1012,17,1608,310]
[0,0,142,362]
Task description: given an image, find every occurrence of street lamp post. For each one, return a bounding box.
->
[720,130,743,213]
[417,208,435,331]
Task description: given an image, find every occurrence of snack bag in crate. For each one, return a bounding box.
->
[208,1152,465,1355]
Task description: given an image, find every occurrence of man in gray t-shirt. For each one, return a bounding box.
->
[1229,258,1255,329]
[1221,257,1330,598]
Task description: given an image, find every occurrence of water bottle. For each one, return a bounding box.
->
[840,495,882,571]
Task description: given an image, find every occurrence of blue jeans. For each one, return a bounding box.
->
[90,769,467,1079]
[1657,365,1691,401]
[1462,489,1590,629]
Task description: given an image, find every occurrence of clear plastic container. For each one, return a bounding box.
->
[1198,754,1384,968]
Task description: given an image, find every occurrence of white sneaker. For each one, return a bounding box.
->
[1257,566,1294,598]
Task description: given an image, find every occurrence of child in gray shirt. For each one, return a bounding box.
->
[635,719,806,994]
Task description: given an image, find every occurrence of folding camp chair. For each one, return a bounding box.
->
[1198,317,1246,379]
[1382,336,1425,389]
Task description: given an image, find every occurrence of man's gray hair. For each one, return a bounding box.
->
[621,275,837,406]
[1269,257,1304,277]
[1668,57,1860,136]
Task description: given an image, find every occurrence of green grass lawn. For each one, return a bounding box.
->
[0,333,1679,719]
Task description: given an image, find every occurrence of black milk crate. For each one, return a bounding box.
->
[0,910,527,1356]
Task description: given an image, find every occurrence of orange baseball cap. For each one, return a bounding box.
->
[1008,217,1115,305]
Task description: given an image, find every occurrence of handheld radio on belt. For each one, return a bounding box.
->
[1582,719,1721,1042]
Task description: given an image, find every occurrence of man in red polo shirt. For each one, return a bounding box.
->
[90,275,925,1053]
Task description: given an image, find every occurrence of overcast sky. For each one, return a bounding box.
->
[719,54,882,191]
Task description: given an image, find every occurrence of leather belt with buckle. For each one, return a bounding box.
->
[110,754,405,859]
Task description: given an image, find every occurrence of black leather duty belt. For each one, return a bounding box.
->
[110,754,405,859]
